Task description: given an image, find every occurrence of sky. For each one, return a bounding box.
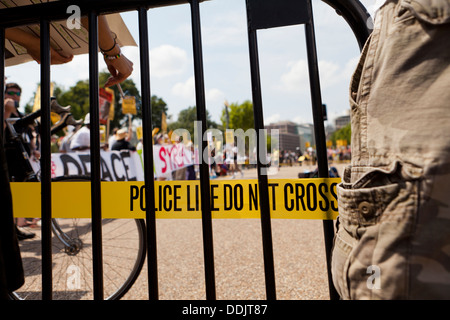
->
[5,0,378,128]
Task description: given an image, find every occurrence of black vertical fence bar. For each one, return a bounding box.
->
[246,27,277,300]
[40,18,53,301]
[189,0,216,300]
[0,27,4,140]
[304,1,339,300]
[88,10,104,300]
[138,6,159,300]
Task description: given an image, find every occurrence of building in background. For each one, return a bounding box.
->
[334,113,351,130]
[296,123,315,152]
[265,121,315,154]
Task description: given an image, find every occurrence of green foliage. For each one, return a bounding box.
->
[168,106,221,138]
[149,95,169,130]
[99,72,141,130]
[53,80,90,121]
[221,100,254,131]
[45,71,168,134]
[330,123,351,147]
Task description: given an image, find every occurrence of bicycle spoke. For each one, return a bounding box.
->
[15,210,145,300]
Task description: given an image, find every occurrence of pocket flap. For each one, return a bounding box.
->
[403,0,450,24]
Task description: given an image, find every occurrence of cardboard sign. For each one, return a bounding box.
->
[122,96,136,115]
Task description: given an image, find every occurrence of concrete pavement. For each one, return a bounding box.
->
[122,162,348,300]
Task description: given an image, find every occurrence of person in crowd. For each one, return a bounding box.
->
[109,126,133,150]
[108,127,119,150]
[3,83,41,240]
[154,133,171,181]
[4,83,40,161]
[186,141,196,180]
[111,127,136,151]
[59,125,78,153]
[0,138,24,299]
[70,113,91,151]
[230,145,243,179]
[50,135,59,153]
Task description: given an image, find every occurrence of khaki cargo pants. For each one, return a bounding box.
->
[331,0,450,299]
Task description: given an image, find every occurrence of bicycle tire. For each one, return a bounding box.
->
[10,175,147,300]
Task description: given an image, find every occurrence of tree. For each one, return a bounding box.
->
[220,100,254,131]
[98,72,141,130]
[32,72,168,135]
[53,80,90,121]
[168,105,220,139]
[149,95,169,130]
[330,123,351,147]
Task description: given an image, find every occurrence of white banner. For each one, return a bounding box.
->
[153,144,194,178]
[51,150,144,181]
[51,144,194,181]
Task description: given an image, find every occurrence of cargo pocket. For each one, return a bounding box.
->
[400,0,450,25]
[331,223,357,300]
[332,162,419,299]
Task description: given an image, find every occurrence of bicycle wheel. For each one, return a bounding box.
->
[10,176,147,300]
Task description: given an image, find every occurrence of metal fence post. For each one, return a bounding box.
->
[246,26,277,301]
[0,27,4,138]
[39,18,53,301]
[304,0,339,300]
[189,0,216,300]
[138,6,159,300]
[88,10,104,301]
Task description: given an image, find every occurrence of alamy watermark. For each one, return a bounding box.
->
[366,265,381,290]
[66,264,81,290]
[172,121,279,175]
[66,5,81,30]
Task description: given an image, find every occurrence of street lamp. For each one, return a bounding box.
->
[224,100,229,129]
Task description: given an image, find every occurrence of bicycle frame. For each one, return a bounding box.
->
[4,98,83,182]
[50,218,83,254]
[4,118,40,182]
[6,115,85,254]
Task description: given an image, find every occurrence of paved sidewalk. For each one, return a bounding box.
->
[213,162,347,180]
[122,163,347,300]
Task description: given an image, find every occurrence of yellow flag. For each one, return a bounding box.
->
[161,112,167,133]
[152,127,159,137]
[100,125,106,144]
[33,83,59,124]
[32,85,41,112]
[33,83,55,112]
[136,126,143,140]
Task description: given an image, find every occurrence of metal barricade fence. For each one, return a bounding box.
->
[0,0,371,300]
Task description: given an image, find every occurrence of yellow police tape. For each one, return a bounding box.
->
[11,178,340,220]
